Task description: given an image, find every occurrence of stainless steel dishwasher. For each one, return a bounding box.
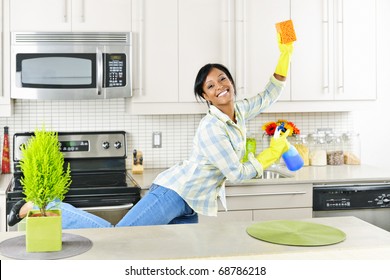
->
[313,182,390,232]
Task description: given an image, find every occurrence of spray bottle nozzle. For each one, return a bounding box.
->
[278,122,287,133]
[274,123,287,139]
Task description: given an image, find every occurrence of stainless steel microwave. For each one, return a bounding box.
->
[11,32,132,100]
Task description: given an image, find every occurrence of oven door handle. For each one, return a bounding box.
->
[79,203,134,211]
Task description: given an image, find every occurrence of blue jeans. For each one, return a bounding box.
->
[47,184,198,229]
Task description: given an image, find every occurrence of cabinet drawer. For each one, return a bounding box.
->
[253,208,312,221]
[219,184,312,211]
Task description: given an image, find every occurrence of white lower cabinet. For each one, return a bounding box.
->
[199,183,313,224]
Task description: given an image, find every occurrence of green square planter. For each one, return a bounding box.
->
[25,209,62,252]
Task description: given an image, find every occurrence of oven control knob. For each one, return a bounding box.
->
[102,141,110,149]
[114,141,122,149]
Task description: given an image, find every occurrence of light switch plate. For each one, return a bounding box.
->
[152,132,162,148]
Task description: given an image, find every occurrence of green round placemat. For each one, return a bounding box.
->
[246,220,346,246]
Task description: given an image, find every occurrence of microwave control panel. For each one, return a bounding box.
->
[104,53,126,88]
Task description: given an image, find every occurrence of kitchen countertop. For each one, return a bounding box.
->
[131,164,390,189]
[2,164,389,193]
[1,164,390,232]
[0,216,389,260]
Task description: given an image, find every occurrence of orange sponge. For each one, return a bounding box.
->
[275,20,297,44]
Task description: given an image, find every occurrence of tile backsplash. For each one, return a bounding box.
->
[0,99,354,170]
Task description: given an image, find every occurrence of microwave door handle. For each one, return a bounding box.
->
[96,50,103,95]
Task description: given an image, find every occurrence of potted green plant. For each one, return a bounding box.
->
[19,126,71,252]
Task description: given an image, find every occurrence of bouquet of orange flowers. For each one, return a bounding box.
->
[262,119,300,136]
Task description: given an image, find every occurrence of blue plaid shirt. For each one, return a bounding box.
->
[153,76,285,216]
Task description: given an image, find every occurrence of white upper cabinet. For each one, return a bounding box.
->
[6,0,378,115]
[338,0,376,100]
[235,0,291,101]
[0,2,2,97]
[129,0,231,113]
[131,0,178,103]
[239,0,376,103]
[10,0,131,32]
[10,0,69,31]
[178,0,233,103]
[291,0,376,101]
[1,1,12,116]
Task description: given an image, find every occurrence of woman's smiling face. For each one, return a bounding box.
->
[202,68,235,107]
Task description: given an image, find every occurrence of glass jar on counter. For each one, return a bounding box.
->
[326,133,344,165]
[290,134,309,166]
[342,132,361,165]
[307,133,327,166]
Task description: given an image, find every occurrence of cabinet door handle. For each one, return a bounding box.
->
[336,0,344,94]
[134,0,145,96]
[80,0,86,23]
[322,0,329,93]
[235,0,247,96]
[226,191,307,197]
[226,0,235,70]
[64,0,68,22]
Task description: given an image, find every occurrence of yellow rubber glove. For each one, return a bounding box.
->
[256,130,290,170]
[274,33,294,77]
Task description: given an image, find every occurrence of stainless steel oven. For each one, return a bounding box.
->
[6,131,141,231]
[313,182,390,232]
[11,32,132,100]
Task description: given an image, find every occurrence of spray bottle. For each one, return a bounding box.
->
[274,124,304,171]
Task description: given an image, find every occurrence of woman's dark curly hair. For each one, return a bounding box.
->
[194,63,236,103]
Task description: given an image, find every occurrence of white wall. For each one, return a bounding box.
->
[354,0,390,168]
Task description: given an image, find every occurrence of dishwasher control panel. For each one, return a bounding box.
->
[313,184,390,211]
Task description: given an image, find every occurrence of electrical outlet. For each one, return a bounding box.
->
[152,132,162,148]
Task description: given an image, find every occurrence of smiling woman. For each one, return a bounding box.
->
[8,30,295,230]
[198,66,236,122]
[194,64,236,99]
